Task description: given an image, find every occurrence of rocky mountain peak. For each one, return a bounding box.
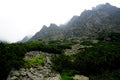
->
[49,23,58,29]
[19,36,31,42]
[40,25,48,32]
[30,3,120,40]
[42,25,47,29]
[92,3,117,11]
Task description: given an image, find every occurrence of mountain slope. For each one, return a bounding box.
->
[31,24,64,40]
[30,3,120,40]
[19,36,32,42]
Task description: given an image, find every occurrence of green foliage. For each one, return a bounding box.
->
[61,70,76,80]
[74,41,120,75]
[25,54,44,67]
[61,74,74,80]
[97,30,120,41]
[0,32,120,80]
[90,70,120,80]
[51,39,120,79]
[51,54,72,72]
[0,39,73,79]
[23,40,70,54]
[62,70,78,76]
[48,39,72,50]
[0,42,26,80]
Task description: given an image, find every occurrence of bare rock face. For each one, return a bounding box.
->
[30,3,120,41]
[7,51,61,80]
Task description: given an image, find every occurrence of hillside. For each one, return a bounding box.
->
[30,3,120,40]
[1,3,120,80]
[5,31,120,80]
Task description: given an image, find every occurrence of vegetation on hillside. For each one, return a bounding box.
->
[51,32,120,80]
[0,31,120,80]
[24,54,45,67]
[0,43,26,80]
[0,39,72,80]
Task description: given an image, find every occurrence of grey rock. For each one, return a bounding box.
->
[21,72,27,76]
[8,76,18,80]
[73,75,89,80]
[30,3,120,41]
[7,51,61,80]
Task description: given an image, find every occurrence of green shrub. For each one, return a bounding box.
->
[61,70,76,80]
[97,30,120,41]
[0,42,26,80]
[61,74,74,80]
[51,40,120,79]
[25,54,44,67]
[51,54,73,72]
[23,41,64,54]
[90,70,120,80]
[74,41,120,75]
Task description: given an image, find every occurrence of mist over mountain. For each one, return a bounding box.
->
[19,36,32,42]
[30,3,120,40]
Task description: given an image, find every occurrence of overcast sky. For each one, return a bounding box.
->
[0,0,120,42]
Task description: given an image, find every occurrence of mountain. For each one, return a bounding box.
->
[30,3,120,40]
[19,36,31,42]
[31,24,64,40]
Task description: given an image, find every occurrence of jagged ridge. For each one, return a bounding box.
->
[30,3,120,40]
